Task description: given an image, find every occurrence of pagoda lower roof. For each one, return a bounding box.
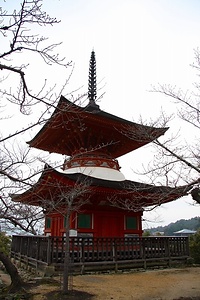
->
[11,164,189,211]
[27,96,168,158]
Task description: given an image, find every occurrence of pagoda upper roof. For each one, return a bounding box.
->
[28,96,168,158]
[12,164,189,210]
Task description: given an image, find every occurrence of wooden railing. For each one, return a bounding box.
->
[11,235,189,268]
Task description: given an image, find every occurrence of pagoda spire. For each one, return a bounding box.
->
[87,50,99,109]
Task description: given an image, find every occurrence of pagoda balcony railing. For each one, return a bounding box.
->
[63,155,120,170]
[11,235,190,272]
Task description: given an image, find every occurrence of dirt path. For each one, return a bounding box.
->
[71,267,200,300]
[1,266,200,299]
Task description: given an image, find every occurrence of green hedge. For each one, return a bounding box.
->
[0,232,11,256]
[189,230,200,264]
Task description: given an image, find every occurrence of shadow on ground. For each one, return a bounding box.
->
[45,290,95,300]
[174,297,200,300]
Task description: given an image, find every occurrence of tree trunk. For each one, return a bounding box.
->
[63,213,70,294]
[0,251,23,293]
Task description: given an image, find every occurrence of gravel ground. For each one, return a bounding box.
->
[1,266,200,299]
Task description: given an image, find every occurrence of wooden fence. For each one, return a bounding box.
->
[11,235,190,274]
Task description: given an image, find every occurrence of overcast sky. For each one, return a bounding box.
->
[2,0,200,229]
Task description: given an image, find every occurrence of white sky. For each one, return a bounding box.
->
[2,0,200,229]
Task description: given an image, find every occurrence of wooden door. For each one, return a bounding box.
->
[95,212,123,237]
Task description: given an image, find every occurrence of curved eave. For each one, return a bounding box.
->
[27,96,168,158]
[11,165,189,208]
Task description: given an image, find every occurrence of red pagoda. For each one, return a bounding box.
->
[13,51,188,238]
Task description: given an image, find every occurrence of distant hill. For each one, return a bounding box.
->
[145,217,200,236]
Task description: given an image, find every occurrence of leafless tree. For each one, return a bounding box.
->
[0,0,72,293]
[130,49,200,204]
[0,0,76,229]
[0,0,71,112]
[12,162,94,293]
[42,176,93,294]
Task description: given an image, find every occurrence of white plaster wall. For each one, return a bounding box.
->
[63,166,125,181]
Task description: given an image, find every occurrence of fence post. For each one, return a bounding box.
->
[35,237,40,272]
[186,237,190,257]
[112,239,118,273]
[167,237,171,267]
[19,236,23,266]
[141,237,147,269]
[81,238,85,275]
[46,236,52,265]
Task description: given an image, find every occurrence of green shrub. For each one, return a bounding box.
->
[189,230,200,264]
[0,232,11,256]
[143,230,151,236]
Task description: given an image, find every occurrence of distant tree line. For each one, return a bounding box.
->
[144,217,200,236]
